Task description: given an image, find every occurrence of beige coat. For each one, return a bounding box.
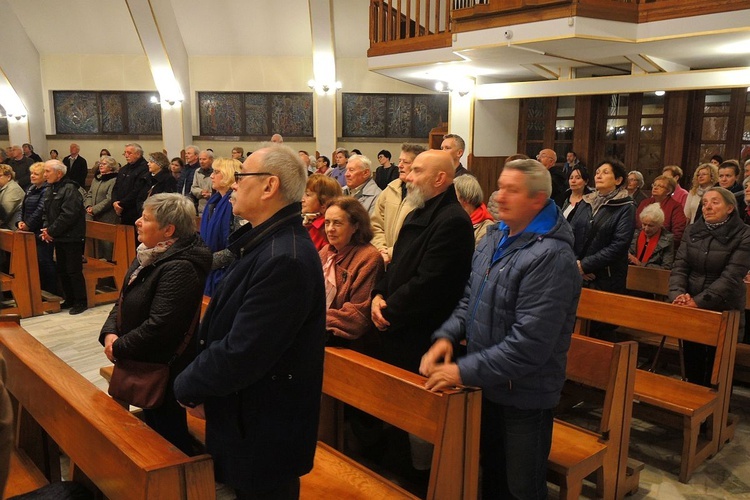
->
[370,178,416,260]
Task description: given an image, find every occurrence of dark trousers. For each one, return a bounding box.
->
[480,399,553,500]
[683,340,715,387]
[142,395,193,456]
[54,241,86,306]
[36,239,58,294]
[235,477,300,500]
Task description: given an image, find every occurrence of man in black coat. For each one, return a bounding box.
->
[112,143,150,227]
[41,160,87,314]
[538,148,567,203]
[371,149,475,374]
[175,145,326,498]
[6,145,33,190]
[62,143,88,188]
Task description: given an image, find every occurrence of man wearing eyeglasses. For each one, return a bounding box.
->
[175,144,325,500]
[537,148,567,205]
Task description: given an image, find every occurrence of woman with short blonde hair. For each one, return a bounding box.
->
[201,157,243,296]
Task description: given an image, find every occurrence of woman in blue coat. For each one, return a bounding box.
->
[199,157,242,296]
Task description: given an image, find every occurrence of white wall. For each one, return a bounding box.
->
[473,99,520,157]
[39,52,441,166]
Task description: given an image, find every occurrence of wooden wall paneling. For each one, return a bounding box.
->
[625,92,642,170]
[685,90,706,175]
[592,94,609,166]
[726,88,746,161]
[467,155,505,204]
[573,95,595,168]
[545,96,558,151]
[662,91,690,172]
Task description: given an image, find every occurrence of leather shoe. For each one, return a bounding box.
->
[59,301,72,310]
[69,305,87,315]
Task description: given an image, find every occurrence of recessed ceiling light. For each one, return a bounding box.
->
[655,90,665,97]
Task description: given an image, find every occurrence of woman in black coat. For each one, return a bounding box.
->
[669,187,750,385]
[17,162,57,294]
[569,158,635,294]
[146,152,177,197]
[100,194,211,454]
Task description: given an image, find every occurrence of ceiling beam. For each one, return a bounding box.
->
[476,67,750,99]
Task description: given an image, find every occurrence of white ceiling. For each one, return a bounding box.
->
[6,0,370,58]
[5,1,750,91]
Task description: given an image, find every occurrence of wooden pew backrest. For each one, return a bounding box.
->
[323,347,480,499]
[0,319,214,499]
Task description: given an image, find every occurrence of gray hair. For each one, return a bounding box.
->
[185,145,200,156]
[45,159,67,176]
[261,145,307,204]
[639,203,665,226]
[704,186,738,212]
[200,149,215,159]
[503,159,552,198]
[627,170,645,189]
[98,155,119,172]
[125,143,143,156]
[334,148,349,159]
[142,193,197,239]
[454,174,484,208]
[443,133,465,151]
[402,143,427,157]
[347,154,372,173]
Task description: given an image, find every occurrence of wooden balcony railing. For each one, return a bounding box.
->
[369,0,750,56]
[368,0,453,57]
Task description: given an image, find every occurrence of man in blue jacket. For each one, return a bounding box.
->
[420,158,581,500]
[174,144,326,499]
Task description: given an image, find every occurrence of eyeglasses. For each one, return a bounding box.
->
[234,171,274,182]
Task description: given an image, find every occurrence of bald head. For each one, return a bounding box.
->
[404,150,455,208]
[537,149,557,169]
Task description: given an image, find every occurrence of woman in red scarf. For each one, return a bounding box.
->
[454,174,496,247]
[628,202,675,269]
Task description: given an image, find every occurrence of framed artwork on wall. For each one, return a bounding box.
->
[198,92,314,139]
[53,91,162,136]
[342,93,448,139]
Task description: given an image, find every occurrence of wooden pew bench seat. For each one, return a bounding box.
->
[83,221,136,309]
[5,450,49,498]
[301,442,418,499]
[577,288,740,483]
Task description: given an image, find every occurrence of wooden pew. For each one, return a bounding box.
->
[626,265,671,299]
[83,221,136,309]
[548,335,640,499]
[104,346,481,499]
[626,265,750,388]
[576,288,740,483]
[308,347,481,499]
[0,317,215,499]
[0,230,35,318]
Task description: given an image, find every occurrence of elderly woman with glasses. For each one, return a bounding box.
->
[100,193,211,454]
[670,187,750,384]
[634,175,687,247]
[626,170,648,208]
[319,196,384,348]
[628,203,674,269]
[146,152,177,197]
[201,157,243,296]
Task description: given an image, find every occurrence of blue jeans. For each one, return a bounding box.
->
[480,400,553,499]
